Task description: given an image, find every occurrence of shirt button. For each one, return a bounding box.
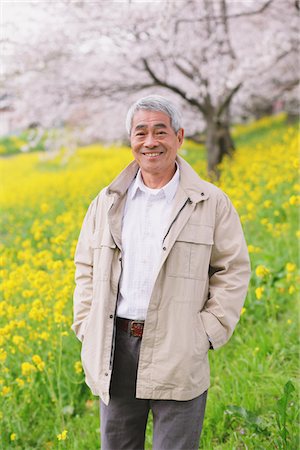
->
[105,372,108,376]
[201,192,204,196]
[109,314,113,319]
[119,257,122,262]
[162,246,166,251]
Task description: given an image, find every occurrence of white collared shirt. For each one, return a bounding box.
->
[117,165,180,320]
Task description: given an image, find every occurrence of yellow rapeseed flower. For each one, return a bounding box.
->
[0,349,7,362]
[54,313,67,324]
[247,245,262,254]
[289,195,300,205]
[21,239,31,248]
[10,433,17,441]
[255,265,270,278]
[255,287,264,299]
[74,361,82,374]
[22,289,34,298]
[21,362,37,377]
[260,218,268,225]
[39,331,50,341]
[2,386,11,396]
[12,335,25,348]
[286,262,296,272]
[29,304,47,322]
[288,285,296,295]
[293,183,300,191]
[40,202,50,213]
[16,378,25,388]
[263,200,272,208]
[57,430,68,441]
[32,354,45,371]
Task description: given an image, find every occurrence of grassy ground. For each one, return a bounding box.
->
[0,114,299,449]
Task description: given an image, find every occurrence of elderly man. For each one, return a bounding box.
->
[72,95,251,450]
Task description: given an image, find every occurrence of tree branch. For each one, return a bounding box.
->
[78,82,157,100]
[173,61,195,81]
[217,82,242,118]
[220,0,236,60]
[175,0,274,32]
[142,58,206,114]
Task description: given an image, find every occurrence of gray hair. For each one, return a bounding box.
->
[125,95,182,135]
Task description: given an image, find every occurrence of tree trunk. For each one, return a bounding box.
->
[205,118,235,179]
[206,120,220,179]
[217,120,235,158]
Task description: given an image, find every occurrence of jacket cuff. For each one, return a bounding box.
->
[200,310,228,350]
[71,319,87,343]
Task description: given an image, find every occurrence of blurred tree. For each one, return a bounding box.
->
[1,0,299,175]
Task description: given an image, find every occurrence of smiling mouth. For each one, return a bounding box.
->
[142,152,163,157]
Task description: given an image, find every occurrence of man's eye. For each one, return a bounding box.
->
[136,132,145,136]
[157,131,166,135]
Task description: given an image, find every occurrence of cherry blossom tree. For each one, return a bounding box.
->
[1,0,298,174]
[96,0,298,175]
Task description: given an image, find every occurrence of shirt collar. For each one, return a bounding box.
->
[130,162,180,204]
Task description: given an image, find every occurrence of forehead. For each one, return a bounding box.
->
[132,110,172,129]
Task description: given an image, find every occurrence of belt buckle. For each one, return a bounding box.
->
[130,320,144,338]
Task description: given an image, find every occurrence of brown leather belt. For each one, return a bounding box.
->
[116,317,145,338]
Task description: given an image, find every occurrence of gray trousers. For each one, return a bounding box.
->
[100,324,207,450]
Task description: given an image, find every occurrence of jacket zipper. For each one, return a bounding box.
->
[162,197,191,245]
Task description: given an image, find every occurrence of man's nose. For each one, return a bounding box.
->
[144,133,158,148]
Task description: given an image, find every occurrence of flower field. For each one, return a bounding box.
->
[0,114,299,449]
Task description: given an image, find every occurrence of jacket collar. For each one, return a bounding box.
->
[106,159,138,198]
[106,154,209,204]
[130,163,179,204]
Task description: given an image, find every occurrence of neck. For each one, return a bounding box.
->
[141,165,176,189]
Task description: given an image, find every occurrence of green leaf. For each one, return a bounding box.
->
[284,380,295,396]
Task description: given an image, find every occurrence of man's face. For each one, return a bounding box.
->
[130,110,184,183]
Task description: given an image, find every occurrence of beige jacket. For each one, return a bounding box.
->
[72,156,251,405]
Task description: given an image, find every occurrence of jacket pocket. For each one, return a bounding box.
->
[167,224,214,279]
[195,311,210,353]
[91,229,116,281]
[80,315,90,342]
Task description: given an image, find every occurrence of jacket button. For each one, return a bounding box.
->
[119,257,122,262]
[109,314,113,319]
[162,246,166,251]
[201,192,204,196]
[105,372,108,376]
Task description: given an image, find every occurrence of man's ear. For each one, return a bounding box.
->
[177,128,184,146]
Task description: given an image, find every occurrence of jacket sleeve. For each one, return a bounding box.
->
[71,199,96,342]
[200,192,251,349]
